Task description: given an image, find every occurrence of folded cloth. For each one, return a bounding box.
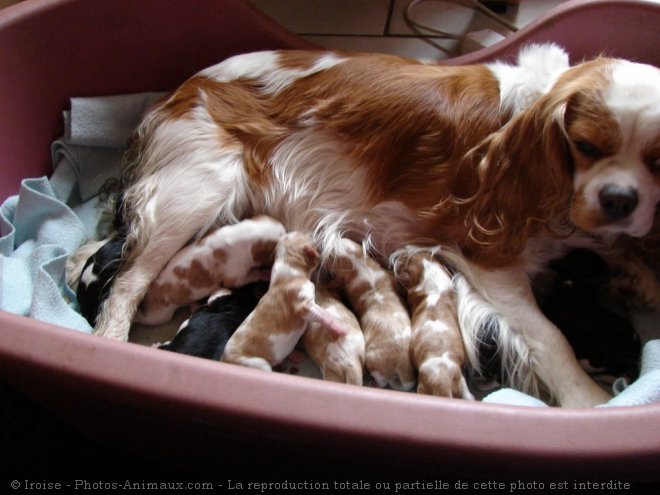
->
[482,388,548,407]
[599,310,660,407]
[51,140,124,203]
[64,92,165,148]
[0,176,92,332]
[55,91,165,203]
[600,329,660,407]
[1,92,165,333]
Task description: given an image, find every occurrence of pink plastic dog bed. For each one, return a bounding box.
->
[1,0,659,480]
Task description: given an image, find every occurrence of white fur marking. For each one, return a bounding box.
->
[487,44,569,115]
[80,264,98,287]
[201,51,346,96]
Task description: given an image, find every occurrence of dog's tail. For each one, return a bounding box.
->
[453,274,542,399]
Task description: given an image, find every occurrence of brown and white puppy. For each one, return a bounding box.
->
[157,283,267,360]
[303,286,365,386]
[327,238,415,391]
[221,232,348,371]
[135,216,285,325]
[396,250,473,399]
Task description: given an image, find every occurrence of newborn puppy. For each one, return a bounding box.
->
[303,286,366,385]
[397,250,473,399]
[158,282,268,360]
[327,238,415,391]
[540,249,640,381]
[135,216,285,325]
[222,232,349,371]
[73,233,126,326]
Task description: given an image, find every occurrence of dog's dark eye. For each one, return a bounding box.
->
[650,157,660,173]
[574,140,601,158]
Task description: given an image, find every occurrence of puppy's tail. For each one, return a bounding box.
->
[454,274,542,399]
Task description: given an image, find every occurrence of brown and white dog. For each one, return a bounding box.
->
[221,231,348,371]
[94,44,660,407]
[326,238,415,391]
[135,215,285,325]
[396,250,473,399]
[303,286,366,386]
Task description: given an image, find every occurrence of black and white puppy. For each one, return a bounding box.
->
[540,249,640,381]
[76,232,126,326]
[158,282,268,360]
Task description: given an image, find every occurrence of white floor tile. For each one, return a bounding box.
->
[250,0,569,60]
[304,34,459,61]
[389,0,491,37]
[389,0,564,36]
[514,0,567,26]
[249,0,392,35]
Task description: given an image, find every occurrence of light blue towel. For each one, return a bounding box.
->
[600,311,660,407]
[0,176,92,332]
[482,388,549,407]
[0,92,164,333]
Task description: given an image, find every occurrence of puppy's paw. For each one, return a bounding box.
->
[367,345,416,391]
[416,356,474,399]
[324,361,364,386]
[222,354,273,372]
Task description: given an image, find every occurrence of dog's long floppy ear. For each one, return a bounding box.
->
[463,91,574,266]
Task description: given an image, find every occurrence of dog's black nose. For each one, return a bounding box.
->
[598,184,639,221]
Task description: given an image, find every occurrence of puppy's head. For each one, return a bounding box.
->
[276,231,320,273]
[394,251,427,291]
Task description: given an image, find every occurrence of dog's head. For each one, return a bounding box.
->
[467,57,660,262]
[547,59,660,239]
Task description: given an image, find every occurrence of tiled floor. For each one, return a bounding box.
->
[1,0,565,61]
[250,0,566,60]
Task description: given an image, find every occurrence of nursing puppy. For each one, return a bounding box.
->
[303,286,366,385]
[70,233,126,326]
[327,238,415,391]
[158,282,267,360]
[540,249,640,381]
[221,232,348,371]
[135,216,285,325]
[397,250,473,399]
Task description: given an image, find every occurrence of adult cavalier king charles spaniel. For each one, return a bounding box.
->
[92,44,660,407]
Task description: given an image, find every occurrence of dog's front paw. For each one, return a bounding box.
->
[559,386,611,408]
[92,327,130,342]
